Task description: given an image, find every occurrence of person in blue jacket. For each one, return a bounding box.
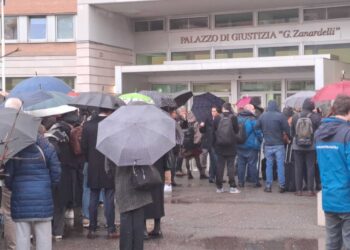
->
[237,104,263,188]
[5,134,61,250]
[315,95,350,250]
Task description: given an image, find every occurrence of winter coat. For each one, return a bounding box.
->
[144,151,173,219]
[256,100,290,146]
[5,136,61,222]
[200,117,215,150]
[81,115,114,189]
[237,111,263,151]
[182,112,202,158]
[106,160,152,214]
[291,99,322,151]
[213,112,239,156]
[315,117,350,213]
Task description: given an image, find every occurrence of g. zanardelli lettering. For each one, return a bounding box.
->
[180,27,340,45]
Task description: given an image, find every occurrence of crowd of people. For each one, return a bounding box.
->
[1,92,350,250]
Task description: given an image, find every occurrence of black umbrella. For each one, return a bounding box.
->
[172,90,193,107]
[69,92,124,109]
[0,108,41,164]
[139,90,177,109]
[191,92,225,122]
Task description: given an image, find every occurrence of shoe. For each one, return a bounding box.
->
[216,188,225,193]
[82,218,90,228]
[144,230,150,240]
[303,191,316,197]
[294,191,303,196]
[148,230,163,239]
[53,235,63,241]
[238,183,244,188]
[87,231,98,239]
[209,179,215,183]
[229,187,241,194]
[107,232,119,239]
[188,173,194,180]
[65,209,74,219]
[164,184,172,193]
[200,174,209,179]
[279,186,286,193]
[264,187,272,193]
[255,182,262,188]
[316,184,322,191]
[176,171,186,177]
[171,182,182,187]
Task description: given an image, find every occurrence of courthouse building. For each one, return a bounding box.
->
[3,0,350,107]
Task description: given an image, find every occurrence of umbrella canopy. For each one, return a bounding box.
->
[139,90,177,108]
[70,92,122,109]
[97,105,176,166]
[191,92,225,122]
[285,91,316,110]
[9,90,53,108]
[10,76,72,95]
[119,93,155,105]
[172,90,193,107]
[236,96,252,109]
[23,91,72,111]
[313,81,350,102]
[0,108,41,164]
[25,105,77,118]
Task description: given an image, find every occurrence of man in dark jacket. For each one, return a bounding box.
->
[315,95,350,250]
[213,103,240,194]
[291,98,321,196]
[81,108,118,239]
[256,100,290,193]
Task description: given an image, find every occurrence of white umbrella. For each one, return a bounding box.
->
[284,91,315,110]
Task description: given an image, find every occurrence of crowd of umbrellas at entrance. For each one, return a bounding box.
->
[1,76,350,172]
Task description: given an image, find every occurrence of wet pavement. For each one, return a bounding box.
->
[1,173,326,249]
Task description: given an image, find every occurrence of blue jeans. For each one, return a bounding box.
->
[264,145,285,187]
[237,149,259,185]
[326,212,350,250]
[209,147,217,181]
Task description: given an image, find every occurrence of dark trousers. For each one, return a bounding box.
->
[209,147,218,181]
[52,187,65,236]
[237,149,259,185]
[89,188,116,233]
[216,154,237,189]
[294,150,316,192]
[185,155,205,176]
[325,213,350,250]
[120,207,145,250]
[176,156,183,172]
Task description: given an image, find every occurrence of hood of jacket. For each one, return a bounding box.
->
[302,98,315,112]
[316,117,348,141]
[238,110,255,118]
[267,100,279,112]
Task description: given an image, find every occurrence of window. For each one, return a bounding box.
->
[215,48,253,59]
[304,8,326,21]
[29,16,47,40]
[258,9,299,25]
[287,80,315,91]
[0,17,18,40]
[151,84,187,93]
[134,20,164,32]
[171,51,210,60]
[170,17,208,30]
[259,46,299,57]
[328,6,350,19]
[304,43,350,63]
[215,12,253,28]
[136,53,167,65]
[57,15,74,40]
[240,81,281,92]
[193,82,231,93]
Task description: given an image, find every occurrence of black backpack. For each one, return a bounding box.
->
[215,114,235,146]
[183,126,195,150]
[236,118,248,144]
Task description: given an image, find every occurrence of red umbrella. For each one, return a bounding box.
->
[236,96,252,108]
[313,81,350,102]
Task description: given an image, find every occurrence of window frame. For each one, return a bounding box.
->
[257,8,300,25]
[214,12,254,28]
[258,45,300,57]
[56,14,75,42]
[28,16,48,42]
[1,16,18,42]
[169,16,209,31]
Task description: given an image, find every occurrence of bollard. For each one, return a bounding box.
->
[317,191,325,226]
